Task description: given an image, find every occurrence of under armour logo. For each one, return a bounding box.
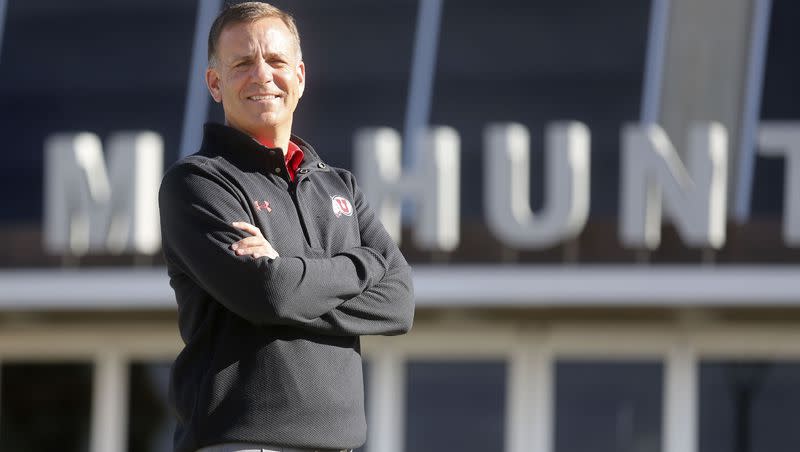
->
[254,200,272,213]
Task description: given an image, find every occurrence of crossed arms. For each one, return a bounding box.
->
[158,163,414,337]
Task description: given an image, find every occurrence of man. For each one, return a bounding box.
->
[158,3,415,452]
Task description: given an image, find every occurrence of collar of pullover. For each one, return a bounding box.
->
[199,122,328,180]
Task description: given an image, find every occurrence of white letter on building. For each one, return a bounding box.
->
[758,122,800,246]
[620,123,727,249]
[44,132,163,256]
[354,127,460,251]
[484,122,590,249]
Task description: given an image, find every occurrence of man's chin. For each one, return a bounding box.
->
[228,118,288,138]
[256,113,288,128]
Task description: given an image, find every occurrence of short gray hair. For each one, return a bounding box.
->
[208,2,302,67]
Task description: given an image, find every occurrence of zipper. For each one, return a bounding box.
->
[288,178,316,248]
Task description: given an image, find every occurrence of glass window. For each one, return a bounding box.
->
[266,0,418,170]
[0,0,198,223]
[754,0,800,216]
[0,362,92,452]
[128,361,175,452]
[699,361,800,452]
[554,360,663,452]
[405,360,507,452]
[431,0,652,218]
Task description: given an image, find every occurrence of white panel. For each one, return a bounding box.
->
[3,266,800,309]
[90,353,129,452]
[663,342,697,452]
[367,350,405,452]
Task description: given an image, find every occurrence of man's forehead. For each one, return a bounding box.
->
[218,17,296,59]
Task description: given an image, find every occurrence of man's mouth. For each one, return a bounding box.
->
[248,94,282,101]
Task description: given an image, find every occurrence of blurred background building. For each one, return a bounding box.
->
[1,0,799,451]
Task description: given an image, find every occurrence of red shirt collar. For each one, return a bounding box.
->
[285,140,305,182]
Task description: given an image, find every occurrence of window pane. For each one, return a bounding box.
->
[0,362,92,452]
[128,361,175,452]
[0,0,198,223]
[431,0,651,219]
[555,360,663,452]
[699,361,800,452]
[405,360,506,452]
[755,0,800,215]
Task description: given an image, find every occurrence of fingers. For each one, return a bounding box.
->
[231,236,279,259]
[232,236,267,249]
[232,221,263,237]
[230,221,277,259]
[232,243,279,259]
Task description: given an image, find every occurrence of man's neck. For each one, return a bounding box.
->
[252,131,290,156]
[226,120,292,156]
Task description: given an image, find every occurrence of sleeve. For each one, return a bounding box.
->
[303,171,415,336]
[158,163,389,328]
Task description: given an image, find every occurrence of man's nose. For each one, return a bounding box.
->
[252,58,273,82]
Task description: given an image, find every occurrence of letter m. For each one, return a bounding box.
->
[44,132,163,256]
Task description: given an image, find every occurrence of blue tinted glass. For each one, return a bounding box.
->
[431,0,651,217]
[405,360,507,452]
[755,0,800,215]
[0,0,198,222]
[128,361,175,452]
[555,360,663,452]
[699,361,800,452]
[0,362,92,452]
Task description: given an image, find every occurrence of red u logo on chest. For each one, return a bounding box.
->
[331,195,353,217]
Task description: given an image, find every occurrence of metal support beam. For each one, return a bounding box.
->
[0,0,7,64]
[367,349,405,452]
[508,330,553,452]
[402,0,444,169]
[641,0,671,124]
[663,341,697,452]
[734,0,773,221]
[180,0,223,158]
[90,352,129,452]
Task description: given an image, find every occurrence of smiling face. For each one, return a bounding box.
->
[205,17,305,146]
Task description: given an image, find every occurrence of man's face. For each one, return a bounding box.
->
[206,17,305,143]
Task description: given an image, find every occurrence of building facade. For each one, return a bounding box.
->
[1,1,799,452]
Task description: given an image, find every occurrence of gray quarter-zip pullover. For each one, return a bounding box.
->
[158,123,414,452]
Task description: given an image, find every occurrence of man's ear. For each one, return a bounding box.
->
[206,67,223,103]
[297,61,306,98]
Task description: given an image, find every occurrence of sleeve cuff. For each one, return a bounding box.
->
[337,246,388,289]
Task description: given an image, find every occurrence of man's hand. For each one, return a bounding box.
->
[230,222,280,260]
